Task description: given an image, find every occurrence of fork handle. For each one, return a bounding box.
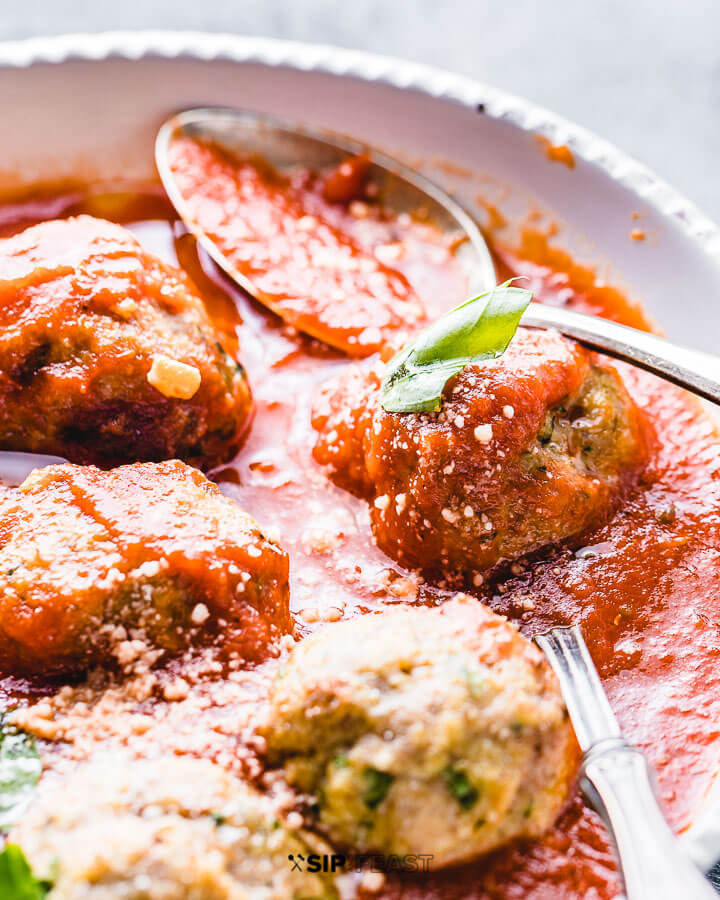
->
[581,739,717,899]
[536,626,716,898]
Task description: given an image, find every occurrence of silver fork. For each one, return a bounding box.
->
[535,625,716,899]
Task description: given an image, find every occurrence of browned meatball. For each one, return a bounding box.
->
[0,460,292,678]
[313,328,648,579]
[0,215,252,469]
[263,595,578,867]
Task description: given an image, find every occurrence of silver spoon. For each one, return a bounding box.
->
[156,106,720,403]
[536,626,716,899]
[522,303,720,406]
[155,106,495,344]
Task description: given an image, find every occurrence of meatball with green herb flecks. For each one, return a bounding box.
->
[262,595,579,868]
[312,328,648,580]
[10,755,337,900]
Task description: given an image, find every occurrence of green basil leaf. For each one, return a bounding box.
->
[381,282,532,414]
[0,718,41,831]
[361,767,394,809]
[0,844,51,900]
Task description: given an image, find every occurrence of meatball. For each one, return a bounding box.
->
[0,460,292,677]
[263,596,578,868]
[313,328,648,578]
[11,755,337,900]
[0,215,251,469]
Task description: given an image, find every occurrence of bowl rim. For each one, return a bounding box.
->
[1,29,720,266]
[2,28,720,878]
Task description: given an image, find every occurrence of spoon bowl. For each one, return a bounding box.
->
[156,107,720,405]
[155,106,498,350]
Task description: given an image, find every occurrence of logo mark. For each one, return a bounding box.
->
[287,852,434,873]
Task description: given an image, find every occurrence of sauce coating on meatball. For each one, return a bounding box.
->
[0,215,252,469]
[0,460,292,678]
[313,328,649,580]
[263,595,578,868]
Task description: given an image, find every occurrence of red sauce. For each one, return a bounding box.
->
[535,136,577,170]
[1,177,719,900]
[167,138,463,356]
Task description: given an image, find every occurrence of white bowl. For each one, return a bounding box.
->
[2,30,719,876]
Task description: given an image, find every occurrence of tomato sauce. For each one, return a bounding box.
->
[1,165,720,900]
[166,139,455,356]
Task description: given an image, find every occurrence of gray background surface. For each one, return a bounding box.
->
[1,1,719,218]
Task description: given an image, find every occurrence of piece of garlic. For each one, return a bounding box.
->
[147,355,201,399]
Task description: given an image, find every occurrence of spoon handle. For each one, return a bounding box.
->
[536,626,716,900]
[522,302,720,405]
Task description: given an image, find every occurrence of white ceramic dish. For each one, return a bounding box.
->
[1,29,720,878]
